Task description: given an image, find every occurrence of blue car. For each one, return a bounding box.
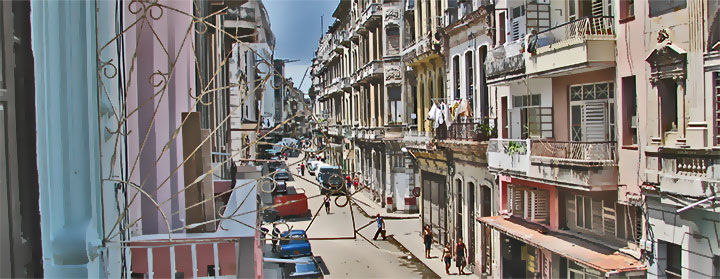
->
[279,230,312,258]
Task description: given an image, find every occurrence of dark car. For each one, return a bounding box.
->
[279,230,312,258]
[274,169,291,181]
[274,181,288,194]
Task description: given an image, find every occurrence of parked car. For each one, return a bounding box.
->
[274,169,291,181]
[316,165,345,195]
[273,187,309,219]
[279,230,312,258]
[284,256,322,278]
[274,181,287,194]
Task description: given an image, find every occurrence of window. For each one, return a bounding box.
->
[388,87,402,124]
[512,94,550,139]
[386,26,400,56]
[619,0,635,21]
[714,256,720,278]
[465,52,474,107]
[665,241,682,278]
[508,186,549,225]
[576,195,592,230]
[390,154,404,168]
[658,79,678,141]
[453,55,460,100]
[649,0,686,17]
[498,11,506,45]
[622,76,637,145]
[569,82,615,142]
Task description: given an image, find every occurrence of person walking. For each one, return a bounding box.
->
[324,194,331,214]
[423,225,433,258]
[345,175,352,193]
[455,237,467,275]
[442,243,452,275]
[372,214,386,240]
[352,175,360,192]
[271,225,281,253]
[299,162,305,176]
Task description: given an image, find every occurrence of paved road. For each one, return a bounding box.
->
[264,156,436,278]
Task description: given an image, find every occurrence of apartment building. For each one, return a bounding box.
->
[481,0,648,278]
[313,0,419,212]
[309,0,720,277]
[641,0,720,278]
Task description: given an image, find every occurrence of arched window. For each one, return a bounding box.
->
[386,26,400,56]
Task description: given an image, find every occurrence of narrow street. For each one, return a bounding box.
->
[263,156,437,278]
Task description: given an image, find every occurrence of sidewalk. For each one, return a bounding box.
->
[350,189,419,219]
[352,190,479,278]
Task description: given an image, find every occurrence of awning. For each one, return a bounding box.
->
[477,216,645,275]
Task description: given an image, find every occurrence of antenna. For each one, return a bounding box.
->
[320,15,323,38]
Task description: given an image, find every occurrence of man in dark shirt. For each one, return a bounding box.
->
[455,237,467,275]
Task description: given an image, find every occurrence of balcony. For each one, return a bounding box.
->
[440,120,493,142]
[224,7,256,30]
[488,139,531,174]
[127,181,259,278]
[530,140,617,166]
[485,41,525,82]
[357,60,383,83]
[340,77,352,91]
[645,148,720,199]
[333,31,347,52]
[525,16,616,76]
[489,139,619,190]
[358,3,382,28]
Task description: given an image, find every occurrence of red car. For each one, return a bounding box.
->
[273,187,309,218]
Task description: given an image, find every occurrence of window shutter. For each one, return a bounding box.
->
[592,199,604,234]
[603,201,616,236]
[567,196,576,225]
[510,187,525,217]
[582,101,607,142]
[531,190,549,223]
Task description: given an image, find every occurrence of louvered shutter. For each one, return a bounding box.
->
[510,187,525,217]
[567,196,576,226]
[531,190,549,223]
[582,102,607,142]
[592,199,604,234]
[602,201,616,236]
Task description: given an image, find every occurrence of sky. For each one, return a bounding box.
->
[264,0,340,93]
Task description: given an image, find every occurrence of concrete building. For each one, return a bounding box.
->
[312,0,419,213]
[641,1,720,278]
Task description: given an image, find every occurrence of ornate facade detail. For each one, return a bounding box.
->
[384,66,401,82]
[384,8,400,21]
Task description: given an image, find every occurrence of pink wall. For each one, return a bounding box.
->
[614,2,648,201]
[123,0,196,234]
[499,176,559,230]
[130,239,242,278]
[551,68,616,142]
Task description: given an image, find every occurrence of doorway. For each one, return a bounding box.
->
[468,182,476,265]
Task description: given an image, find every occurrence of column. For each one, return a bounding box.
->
[676,78,686,143]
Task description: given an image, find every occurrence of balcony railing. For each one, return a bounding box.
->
[533,16,615,50]
[448,120,492,142]
[225,7,255,21]
[530,140,617,165]
[488,139,531,173]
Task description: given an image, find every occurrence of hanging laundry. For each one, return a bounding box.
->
[443,101,452,126]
